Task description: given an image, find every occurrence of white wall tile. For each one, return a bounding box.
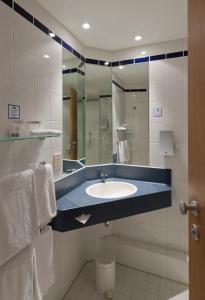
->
[0,81,13,136]
[167,229,187,252]
[14,51,35,89]
[149,80,166,102]
[14,85,35,121]
[0,43,13,82]
[35,28,51,62]
[50,38,62,68]
[35,59,50,92]
[50,93,62,121]
[167,250,188,283]
[14,13,35,56]
[50,65,62,95]
[166,79,187,102]
[50,121,62,149]
[0,1,13,47]
[35,89,50,121]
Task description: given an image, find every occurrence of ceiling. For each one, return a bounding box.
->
[37,0,187,51]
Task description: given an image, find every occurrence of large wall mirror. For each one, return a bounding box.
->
[85,64,112,165]
[62,49,85,174]
[112,62,149,166]
[62,54,149,175]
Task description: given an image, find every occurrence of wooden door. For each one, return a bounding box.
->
[70,88,77,160]
[189,0,205,299]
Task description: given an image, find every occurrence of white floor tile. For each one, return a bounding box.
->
[64,262,189,300]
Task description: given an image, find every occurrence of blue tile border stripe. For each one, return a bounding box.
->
[85,58,99,65]
[120,59,135,65]
[135,57,149,64]
[1,0,12,7]
[112,80,124,91]
[112,80,147,93]
[14,2,33,23]
[1,0,188,67]
[167,51,184,59]
[150,54,166,61]
[52,33,62,45]
[63,68,85,76]
[99,94,112,98]
[62,40,73,53]
[34,18,49,35]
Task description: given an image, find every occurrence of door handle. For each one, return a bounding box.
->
[179,200,199,216]
[191,224,200,240]
[75,214,91,225]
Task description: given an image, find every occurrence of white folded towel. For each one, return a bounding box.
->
[0,170,39,266]
[34,164,57,227]
[31,129,61,136]
[0,245,42,300]
[33,226,55,296]
[117,140,130,164]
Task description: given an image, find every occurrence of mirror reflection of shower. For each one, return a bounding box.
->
[112,62,149,166]
[85,64,112,165]
[62,49,85,163]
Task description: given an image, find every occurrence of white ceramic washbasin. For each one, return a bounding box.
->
[86,181,137,199]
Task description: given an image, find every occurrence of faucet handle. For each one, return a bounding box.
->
[99,169,108,178]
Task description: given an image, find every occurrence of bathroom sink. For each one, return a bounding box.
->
[86,181,137,199]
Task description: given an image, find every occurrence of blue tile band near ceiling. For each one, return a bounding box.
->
[112,80,147,93]
[2,0,188,66]
[63,68,85,76]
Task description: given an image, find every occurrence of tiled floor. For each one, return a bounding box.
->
[64,261,189,300]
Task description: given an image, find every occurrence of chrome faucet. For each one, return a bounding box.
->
[99,170,108,183]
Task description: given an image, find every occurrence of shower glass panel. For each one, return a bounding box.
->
[85,64,112,165]
[99,95,112,163]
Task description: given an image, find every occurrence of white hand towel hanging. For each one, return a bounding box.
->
[0,245,42,300]
[0,170,39,266]
[117,140,130,164]
[33,164,57,227]
[33,226,55,296]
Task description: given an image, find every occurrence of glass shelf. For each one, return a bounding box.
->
[0,134,61,142]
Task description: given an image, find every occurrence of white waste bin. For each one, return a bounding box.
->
[95,251,116,297]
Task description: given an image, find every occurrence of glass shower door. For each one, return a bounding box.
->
[99,95,113,164]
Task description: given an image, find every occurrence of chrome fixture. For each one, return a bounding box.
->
[99,170,108,183]
[191,224,200,241]
[179,200,199,216]
[179,200,200,241]
[104,221,110,227]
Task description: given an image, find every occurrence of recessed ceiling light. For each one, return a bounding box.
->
[134,35,142,41]
[43,54,50,59]
[119,65,124,69]
[104,61,109,66]
[82,23,90,29]
[49,32,56,38]
[141,51,146,55]
[63,65,66,69]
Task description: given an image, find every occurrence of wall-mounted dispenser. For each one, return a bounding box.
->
[160,131,174,156]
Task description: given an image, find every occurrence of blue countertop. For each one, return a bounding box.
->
[51,164,171,232]
[57,177,171,211]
